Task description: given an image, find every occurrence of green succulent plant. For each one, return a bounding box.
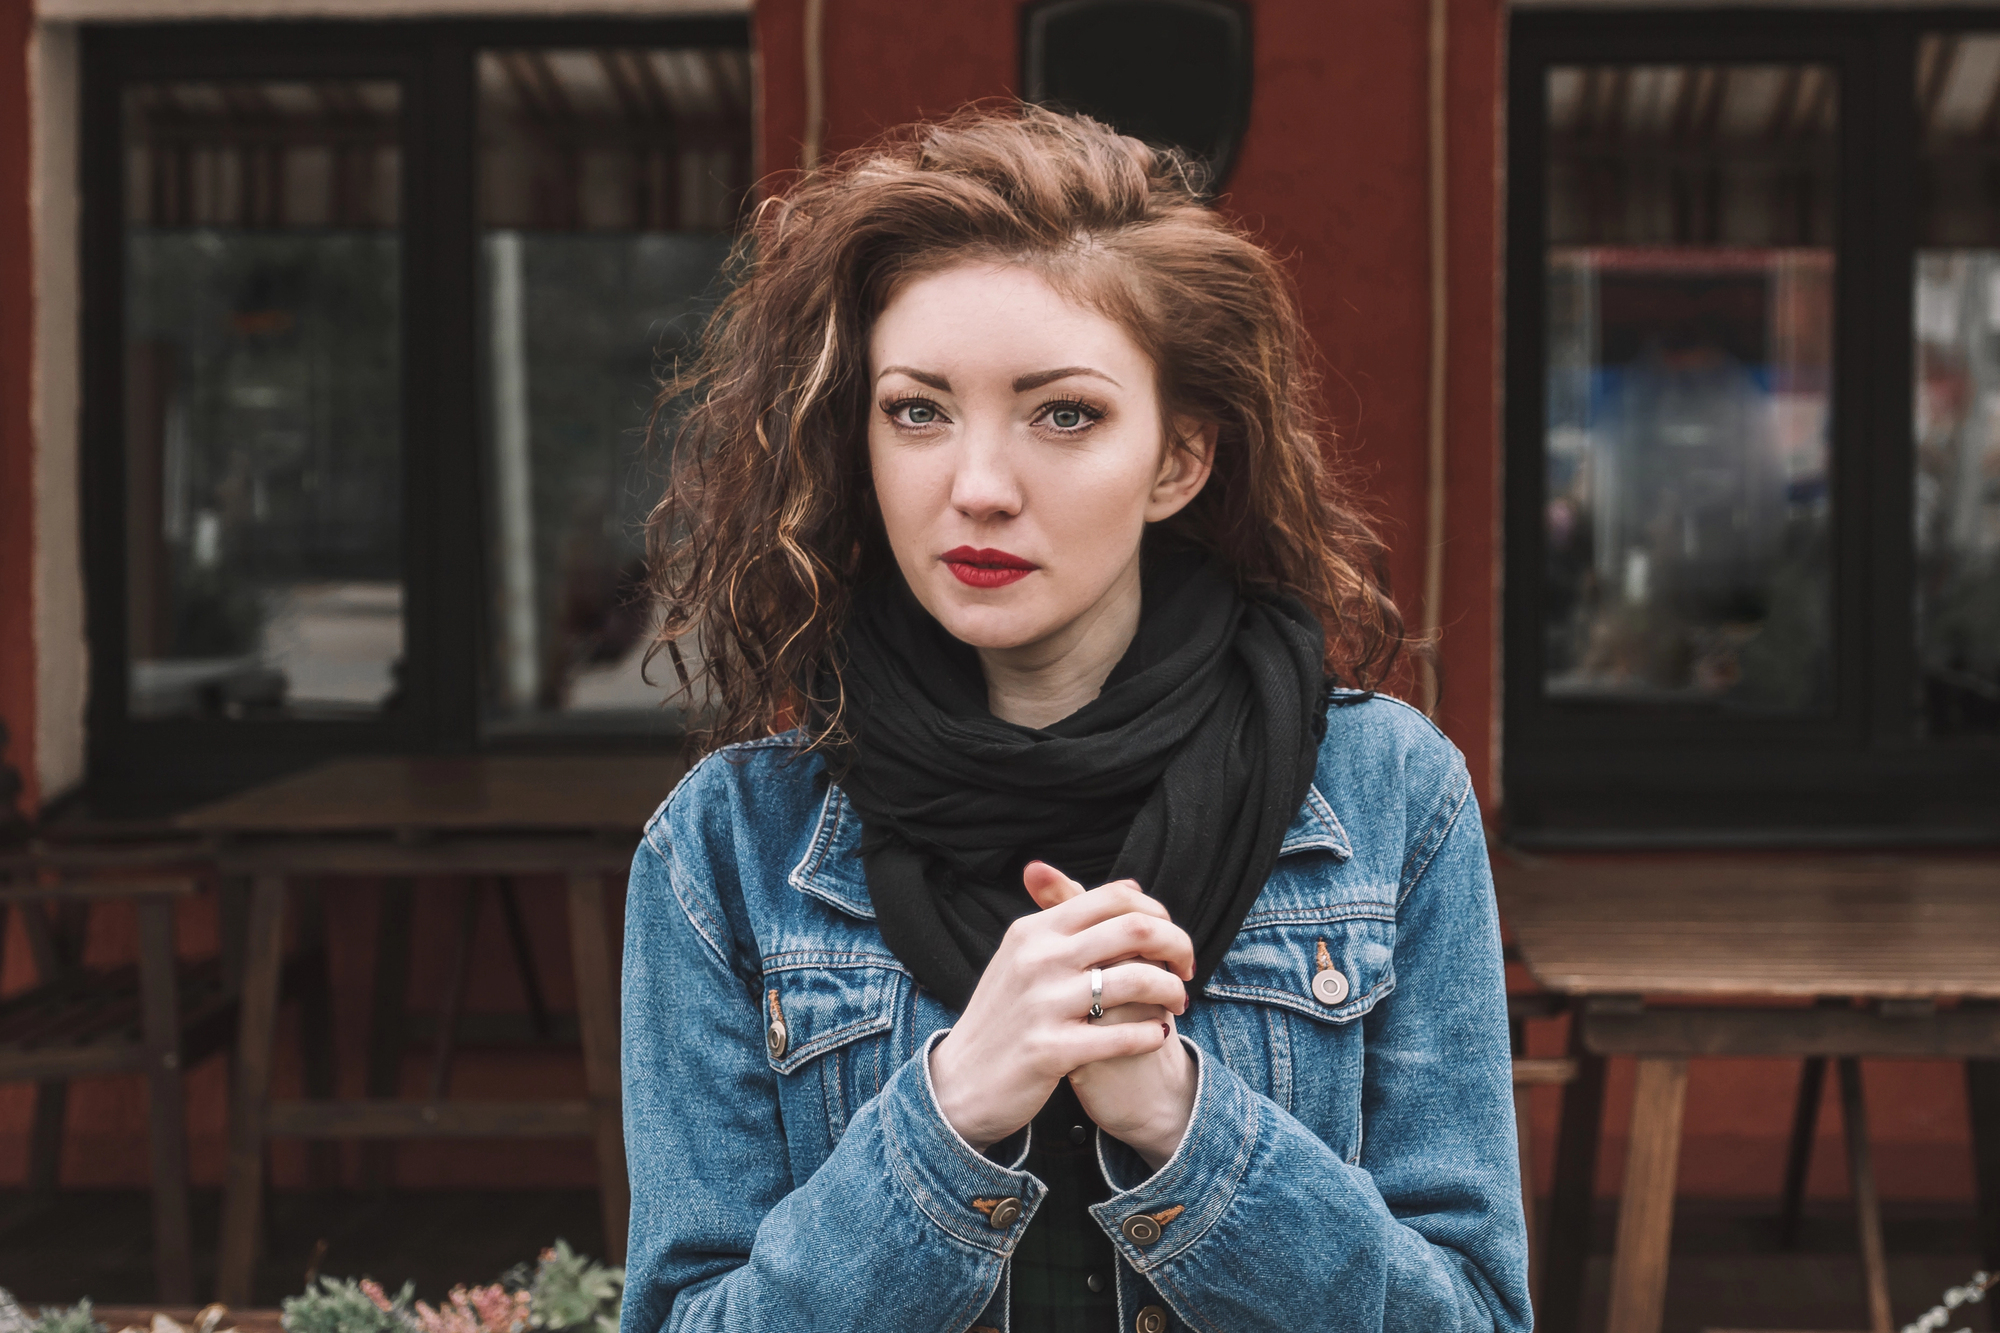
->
[523,1242,623,1333]
[27,1301,106,1333]
[281,1278,417,1333]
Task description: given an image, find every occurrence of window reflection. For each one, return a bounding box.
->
[1914,35,2000,739]
[123,80,403,720]
[1543,65,1835,711]
[478,48,748,734]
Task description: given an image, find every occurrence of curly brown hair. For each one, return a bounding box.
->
[645,103,1408,754]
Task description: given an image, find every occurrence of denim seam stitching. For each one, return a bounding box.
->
[1399,766,1472,908]
[1142,1068,1260,1270]
[1201,976,1395,1023]
[767,1012,894,1074]
[650,840,733,978]
[879,1065,1017,1256]
[1237,903,1397,926]
[787,785,875,918]
[761,950,912,972]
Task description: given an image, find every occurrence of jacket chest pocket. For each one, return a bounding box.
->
[1197,908,1395,1162]
[761,956,906,1157]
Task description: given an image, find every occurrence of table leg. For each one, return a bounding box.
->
[1778,1056,1826,1248]
[1605,1057,1688,1333]
[293,880,341,1187]
[428,880,485,1100]
[362,878,415,1189]
[218,874,289,1308]
[567,871,628,1263]
[1968,1010,2000,1272]
[1538,1034,1605,1333]
[1837,1058,1892,1333]
[22,901,72,1195]
[135,896,193,1304]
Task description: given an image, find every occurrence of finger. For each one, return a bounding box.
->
[1064,914,1196,981]
[1062,1017,1174,1067]
[1037,880,1171,933]
[1023,860,1085,911]
[1082,960,1187,1016]
[1091,1001,1171,1026]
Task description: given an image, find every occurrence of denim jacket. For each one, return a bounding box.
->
[620,692,1530,1333]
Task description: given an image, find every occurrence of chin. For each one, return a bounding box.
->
[922,589,1051,651]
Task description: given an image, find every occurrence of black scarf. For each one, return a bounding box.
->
[822,552,1328,1012]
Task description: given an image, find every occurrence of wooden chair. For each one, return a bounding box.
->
[0,854,228,1303]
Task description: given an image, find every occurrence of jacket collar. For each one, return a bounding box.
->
[790,780,1352,922]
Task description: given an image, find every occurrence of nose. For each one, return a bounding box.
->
[949,422,1022,523]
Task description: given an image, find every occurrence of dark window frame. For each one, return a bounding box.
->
[79,16,751,815]
[1504,8,2000,845]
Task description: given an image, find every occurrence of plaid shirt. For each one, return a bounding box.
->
[1009,1079,1118,1332]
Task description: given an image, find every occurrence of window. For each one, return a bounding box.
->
[82,20,750,810]
[1506,12,2000,842]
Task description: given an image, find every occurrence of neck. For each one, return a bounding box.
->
[979,558,1142,729]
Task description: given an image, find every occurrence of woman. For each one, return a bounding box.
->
[621,106,1528,1333]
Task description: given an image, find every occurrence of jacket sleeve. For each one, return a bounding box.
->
[619,806,1046,1333]
[1086,758,1532,1333]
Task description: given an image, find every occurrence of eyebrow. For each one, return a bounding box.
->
[873,364,1123,392]
[1012,366,1121,392]
[876,365,951,390]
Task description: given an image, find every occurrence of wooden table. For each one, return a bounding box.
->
[1495,854,2000,1333]
[178,754,687,1307]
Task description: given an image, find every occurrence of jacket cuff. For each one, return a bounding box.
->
[880,1028,1045,1256]
[1088,1037,1257,1272]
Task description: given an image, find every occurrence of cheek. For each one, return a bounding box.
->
[867,432,946,550]
[1030,453,1157,552]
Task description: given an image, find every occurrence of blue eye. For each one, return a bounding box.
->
[904,402,937,425]
[1039,399,1100,432]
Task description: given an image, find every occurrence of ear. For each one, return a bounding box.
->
[1144,416,1217,523]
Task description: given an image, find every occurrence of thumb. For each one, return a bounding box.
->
[1023,860,1086,910]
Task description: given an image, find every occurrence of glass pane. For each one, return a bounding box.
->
[478,48,749,735]
[1543,66,1835,711]
[123,80,403,720]
[1913,35,2000,739]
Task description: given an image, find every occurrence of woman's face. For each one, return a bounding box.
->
[867,261,1212,659]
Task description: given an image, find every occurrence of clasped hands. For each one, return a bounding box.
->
[929,862,1197,1173]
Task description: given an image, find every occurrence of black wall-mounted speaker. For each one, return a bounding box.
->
[1021,0,1253,192]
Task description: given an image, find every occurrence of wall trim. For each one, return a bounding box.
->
[39,0,747,19]
[31,21,84,806]
[1512,0,2000,6]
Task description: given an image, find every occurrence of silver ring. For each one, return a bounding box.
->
[1088,967,1104,1020]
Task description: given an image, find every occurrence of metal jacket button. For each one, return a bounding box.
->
[1135,1306,1168,1333]
[764,989,788,1059]
[1311,939,1349,1005]
[987,1197,1022,1228]
[1121,1213,1162,1246]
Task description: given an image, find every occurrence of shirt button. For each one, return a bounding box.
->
[1086,1272,1105,1293]
[765,1018,788,1059]
[1135,1306,1168,1333]
[986,1197,1022,1228]
[1312,968,1349,1006]
[1068,1124,1088,1145]
[1121,1213,1162,1246]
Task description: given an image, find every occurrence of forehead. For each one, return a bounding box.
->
[869,261,1151,380]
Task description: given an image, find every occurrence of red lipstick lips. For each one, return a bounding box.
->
[941,546,1038,588]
